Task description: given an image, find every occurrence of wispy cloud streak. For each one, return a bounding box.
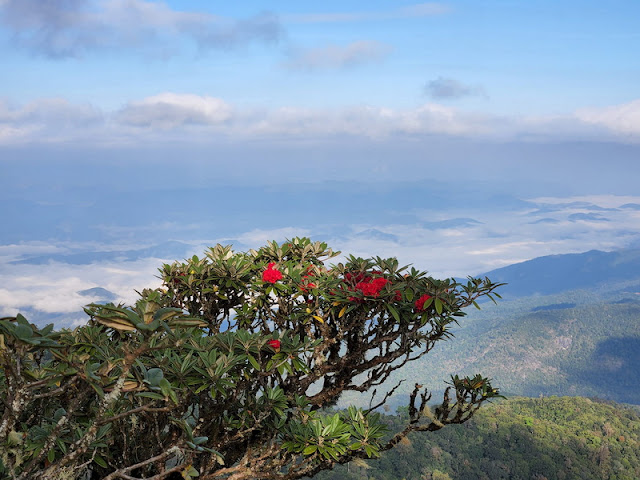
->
[284,41,392,70]
[0,0,283,58]
[284,3,449,23]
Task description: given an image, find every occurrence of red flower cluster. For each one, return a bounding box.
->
[267,339,281,351]
[344,271,390,302]
[355,277,389,297]
[262,263,283,283]
[414,294,432,312]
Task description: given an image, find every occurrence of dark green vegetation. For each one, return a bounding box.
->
[313,396,640,480]
[0,239,503,480]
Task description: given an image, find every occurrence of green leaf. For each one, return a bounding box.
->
[302,445,317,455]
[387,304,400,322]
[146,368,164,387]
[153,307,183,323]
[192,436,208,445]
[14,323,34,340]
[94,455,107,468]
[434,298,443,315]
[169,318,208,328]
[159,378,172,397]
[248,355,260,371]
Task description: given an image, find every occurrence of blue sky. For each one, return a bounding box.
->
[2,1,639,130]
[1,1,640,325]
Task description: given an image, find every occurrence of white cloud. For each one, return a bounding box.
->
[0,97,103,143]
[117,93,233,128]
[575,99,640,137]
[0,125,37,143]
[285,41,392,70]
[0,242,68,263]
[0,257,163,318]
[0,98,103,125]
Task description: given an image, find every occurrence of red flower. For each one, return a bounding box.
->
[262,263,283,283]
[355,277,389,297]
[394,290,403,301]
[343,271,391,302]
[414,294,432,312]
[372,277,389,290]
[267,339,281,351]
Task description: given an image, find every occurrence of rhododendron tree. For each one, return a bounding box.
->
[0,238,503,480]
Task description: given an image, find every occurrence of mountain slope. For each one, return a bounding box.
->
[480,248,640,298]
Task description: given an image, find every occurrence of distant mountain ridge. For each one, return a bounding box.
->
[480,248,640,298]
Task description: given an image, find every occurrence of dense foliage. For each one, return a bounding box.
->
[313,396,640,480]
[0,238,503,479]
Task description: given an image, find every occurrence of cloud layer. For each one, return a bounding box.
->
[116,93,232,128]
[3,194,639,327]
[2,93,640,145]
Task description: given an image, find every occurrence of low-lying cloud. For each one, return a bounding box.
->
[576,99,640,137]
[3,93,640,145]
[3,194,639,327]
[117,93,233,128]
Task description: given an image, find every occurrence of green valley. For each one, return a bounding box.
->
[314,396,640,480]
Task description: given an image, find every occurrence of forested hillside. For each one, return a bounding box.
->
[401,297,640,404]
[313,396,640,480]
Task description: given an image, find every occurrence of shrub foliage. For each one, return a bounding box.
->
[0,238,503,479]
